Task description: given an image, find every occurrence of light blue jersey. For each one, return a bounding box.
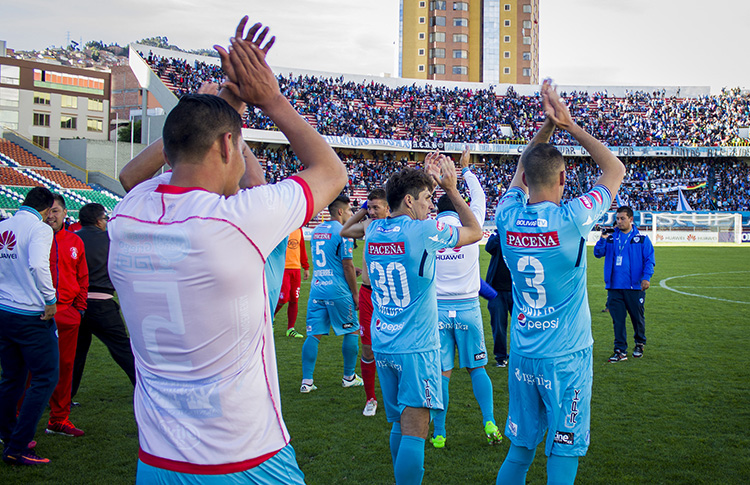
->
[309,221,353,300]
[365,215,460,354]
[495,186,612,359]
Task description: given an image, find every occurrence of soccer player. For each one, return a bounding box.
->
[44,194,88,438]
[431,148,502,448]
[0,187,58,465]
[300,195,362,393]
[340,188,390,416]
[366,154,482,484]
[109,19,347,483]
[275,227,310,338]
[494,80,625,485]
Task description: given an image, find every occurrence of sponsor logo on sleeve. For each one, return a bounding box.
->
[577,195,593,210]
[590,190,603,204]
[506,231,560,248]
[554,431,575,445]
[436,220,445,231]
[368,242,405,256]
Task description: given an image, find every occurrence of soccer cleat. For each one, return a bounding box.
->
[633,343,644,358]
[485,421,503,445]
[496,359,508,368]
[342,374,364,388]
[363,398,378,417]
[300,383,318,393]
[45,419,85,437]
[430,435,446,449]
[286,328,304,339]
[2,449,50,465]
[608,351,628,363]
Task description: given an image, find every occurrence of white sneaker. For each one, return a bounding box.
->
[300,383,318,393]
[342,374,364,388]
[363,398,378,417]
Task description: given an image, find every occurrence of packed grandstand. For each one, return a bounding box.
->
[1,48,749,221]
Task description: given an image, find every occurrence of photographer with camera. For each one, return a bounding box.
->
[594,206,655,363]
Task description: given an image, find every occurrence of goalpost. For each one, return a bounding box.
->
[650,213,743,244]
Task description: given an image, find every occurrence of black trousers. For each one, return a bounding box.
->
[607,289,647,353]
[71,299,136,398]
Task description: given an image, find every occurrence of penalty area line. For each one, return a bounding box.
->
[659,271,750,305]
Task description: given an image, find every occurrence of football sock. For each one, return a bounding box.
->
[301,336,320,381]
[389,422,402,467]
[470,367,495,424]
[496,444,535,485]
[394,435,425,485]
[432,375,450,438]
[342,333,359,377]
[361,357,377,401]
[287,299,299,330]
[547,454,579,485]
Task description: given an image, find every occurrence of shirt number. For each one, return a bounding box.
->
[314,240,327,268]
[370,261,411,307]
[517,256,546,309]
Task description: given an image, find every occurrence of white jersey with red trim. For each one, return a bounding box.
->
[108,172,313,473]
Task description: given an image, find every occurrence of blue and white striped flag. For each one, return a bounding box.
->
[677,188,693,211]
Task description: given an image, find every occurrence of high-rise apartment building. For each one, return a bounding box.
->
[399,0,539,84]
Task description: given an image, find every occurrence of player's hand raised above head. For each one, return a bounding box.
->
[432,154,458,193]
[541,79,576,132]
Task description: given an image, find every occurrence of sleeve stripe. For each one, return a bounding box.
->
[288,176,314,225]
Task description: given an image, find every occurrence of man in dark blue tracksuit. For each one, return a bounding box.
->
[594,206,655,362]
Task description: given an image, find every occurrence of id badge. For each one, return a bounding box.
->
[616,256,623,266]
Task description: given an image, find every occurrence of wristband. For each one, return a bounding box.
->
[461,167,471,177]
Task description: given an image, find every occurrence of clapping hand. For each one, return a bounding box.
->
[541,79,576,132]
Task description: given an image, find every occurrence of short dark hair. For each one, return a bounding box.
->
[79,203,106,226]
[436,194,455,214]
[385,168,434,212]
[51,193,66,210]
[22,187,54,212]
[328,195,350,216]
[521,143,565,187]
[616,205,634,218]
[368,188,386,201]
[162,94,242,165]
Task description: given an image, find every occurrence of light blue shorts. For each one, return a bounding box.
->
[505,346,592,457]
[437,298,488,371]
[305,296,359,336]
[374,349,443,423]
[135,443,305,484]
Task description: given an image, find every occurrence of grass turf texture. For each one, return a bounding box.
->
[2,246,748,484]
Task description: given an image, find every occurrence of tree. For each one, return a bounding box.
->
[118,120,142,143]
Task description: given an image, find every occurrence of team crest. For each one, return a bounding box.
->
[70,247,78,259]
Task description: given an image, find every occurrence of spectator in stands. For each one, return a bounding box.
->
[0,187,58,465]
[71,203,136,401]
[44,194,88,438]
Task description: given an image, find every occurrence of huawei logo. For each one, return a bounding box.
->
[0,231,16,251]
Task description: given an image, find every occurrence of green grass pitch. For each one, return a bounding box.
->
[2,246,749,484]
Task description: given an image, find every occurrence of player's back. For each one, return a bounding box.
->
[496,186,611,358]
[309,221,351,300]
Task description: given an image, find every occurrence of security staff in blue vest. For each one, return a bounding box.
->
[594,206,655,363]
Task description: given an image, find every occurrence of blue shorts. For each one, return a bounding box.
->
[135,444,305,484]
[374,349,443,423]
[437,298,488,371]
[306,296,359,337]
[505,347,592,457]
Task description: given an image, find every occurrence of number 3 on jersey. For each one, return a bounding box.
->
[517,255,546,309]
[369,261,411,307]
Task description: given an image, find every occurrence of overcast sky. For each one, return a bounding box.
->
[3,0,747,93]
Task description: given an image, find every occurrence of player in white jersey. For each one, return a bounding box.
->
[365,154,482,485]
[108,19,347,483]
[432,148,502,448]
[494,81,625,485]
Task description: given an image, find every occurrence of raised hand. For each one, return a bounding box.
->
[458,147,470,170]
[541,79,576,132]
[214,17,276,89]
[433,154,458,193]
[219,33,282,109]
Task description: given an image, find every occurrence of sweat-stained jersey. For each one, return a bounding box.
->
[495,185,612,359]
[308,220,353,300]
[108,171,313,473]
[365,215,460,354]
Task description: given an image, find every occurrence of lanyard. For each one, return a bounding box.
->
[616,231,633,256]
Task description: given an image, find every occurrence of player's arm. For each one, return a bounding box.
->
[541,80,625,195]
[458,148,486,224]
[29,226,57,320]
[511,116,556,195]
[216,20,347,216]
[431,154,482,247]
[299,231,310,280]
[342,258,359,310]
[340,206,370,239]
[73,242,89,312]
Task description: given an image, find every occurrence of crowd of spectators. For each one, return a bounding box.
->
[248,144,750,213]
[143,52,750,148]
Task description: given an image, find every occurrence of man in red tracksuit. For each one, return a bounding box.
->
[45,194,88,437]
